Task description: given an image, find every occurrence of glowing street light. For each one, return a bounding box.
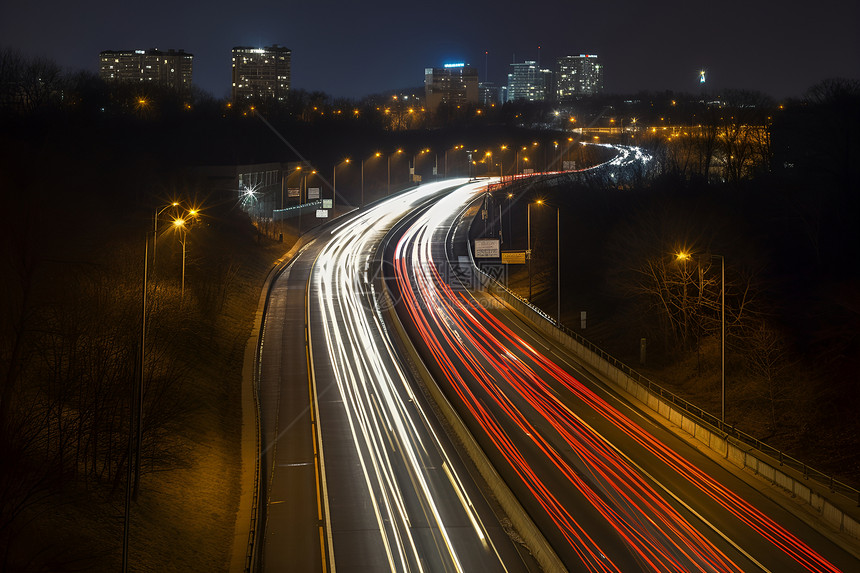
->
[445,144,464,177]
[412,148,430,183]
[173,218,188,299]
[389,149,403,195]
[676,251,726,423]
[526,200,561,320]
[153,201,180,275]
[361,152,382,207]
[333,158,350,210]
[498,145,509,181]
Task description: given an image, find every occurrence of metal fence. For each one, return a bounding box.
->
[474,264,860,506]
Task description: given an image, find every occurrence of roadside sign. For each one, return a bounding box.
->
[501,250,527,264]
[307,187,320,200]
[315,209,328,218]
[322,199,333,209]
[474,238,500,258]
[287,187,300,198]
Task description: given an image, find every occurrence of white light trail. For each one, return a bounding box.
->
[311,180,497,572]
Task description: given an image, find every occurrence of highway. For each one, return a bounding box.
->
[387,177,859,572]
[258,181,536,572]
[257,143,858,572]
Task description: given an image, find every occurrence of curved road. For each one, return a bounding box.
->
[388,176,858,572]
[258,181,537,572]
[257,143,858,572]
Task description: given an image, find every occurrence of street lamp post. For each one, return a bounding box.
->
[516,146,529,177]
[362,152,381,207]
[445,145,463,177]
[173,218,187,299]
[713,254,726,423]
[506,193,513,247]
[677,251,726,423]
[391,149,404,195]
[124,231,148,572]
[527,201,560,319]
[413,148,429,183]
[153,202,179,282]
[499,145,508,182]
[333,159,349,211]
[556,207,560,324]
[527,202,533,300]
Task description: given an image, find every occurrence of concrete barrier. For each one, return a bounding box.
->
[381,290,566,573]
[483,280,860,544]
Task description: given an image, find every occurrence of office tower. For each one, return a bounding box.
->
[479,82,504,106]
[556,54,604,99]
[506,60,552,102]
[99,49,193,94]
[231,45,291,103]
[424,63,480,112]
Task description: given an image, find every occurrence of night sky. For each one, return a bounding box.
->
[3,0,858,100]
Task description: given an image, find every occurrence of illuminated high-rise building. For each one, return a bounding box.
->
[556,54,604,99]
[424,63,480,112]
[479,82,504,106]
[506,60,552,102]
[99,49,193,94]
[231,45,291,103]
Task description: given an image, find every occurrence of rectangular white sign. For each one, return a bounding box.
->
[307,187,320,200]
[322,199,333,209]
[315,209,328,218]
[474,238,500,258]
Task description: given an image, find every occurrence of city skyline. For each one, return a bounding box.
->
[2,0,858,100]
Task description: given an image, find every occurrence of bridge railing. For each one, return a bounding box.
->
[472,262,860,507]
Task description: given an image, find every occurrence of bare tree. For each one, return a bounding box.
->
[743,321,796,432]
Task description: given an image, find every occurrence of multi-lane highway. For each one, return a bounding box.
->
[258,182,537,572]
[388,178,858,572]
[256,144,858,572]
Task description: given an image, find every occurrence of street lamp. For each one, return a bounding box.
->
[506,193,514,247]
[153,202,180,278]
[499,145,508,181]
[412,148,429,183]
[528,200,560,321]
[516,146,529,176]
[528,202,532,300]
[362,152,382,207]
[527,200,543,300]
[555,207,560,323]
[173,218,187,299]
[531,141,541,172]
[333,158,349,211]
[714,254,726,424]
[676,251,726,423]
[388,149,403,195]
[445,144,463,177]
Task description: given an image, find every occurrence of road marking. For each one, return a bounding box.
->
[306,258,336,573]
[546,364,773,572]
[319,526,327,573]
